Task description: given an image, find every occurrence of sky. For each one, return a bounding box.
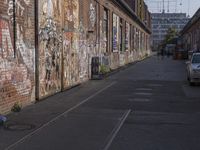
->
[144,0,200,17]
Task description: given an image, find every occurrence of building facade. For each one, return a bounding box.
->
[124,0,151,28]
[180,8,200,52]
[152,12,189,50]
[0,0,151,114]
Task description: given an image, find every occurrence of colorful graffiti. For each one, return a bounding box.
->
[0,0,35,111]
[0,19,14,59]
[39,0,62,97]
[63,0,80,88]
[78,20,89,80]
[89,2,96,30]
[0,0,151,114]
[39,0,96,92]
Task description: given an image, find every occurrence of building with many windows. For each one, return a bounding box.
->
[152,12,189,50]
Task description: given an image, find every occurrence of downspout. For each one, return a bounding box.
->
[35,0,39,100]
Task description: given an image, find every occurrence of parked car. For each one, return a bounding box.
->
[186,52,200,85]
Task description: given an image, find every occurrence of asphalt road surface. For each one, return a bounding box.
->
[1,56,200,150]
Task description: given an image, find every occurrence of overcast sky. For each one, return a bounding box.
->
[144,0,200,17]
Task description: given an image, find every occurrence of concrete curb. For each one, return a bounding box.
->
[101,55,152,79]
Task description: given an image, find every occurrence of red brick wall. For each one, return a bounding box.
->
[0,0,35,114]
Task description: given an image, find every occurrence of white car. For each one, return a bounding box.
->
[187,52,200,85]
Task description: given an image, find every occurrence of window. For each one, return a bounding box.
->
[119,18,123,52]
[103,9,108,53]
[112,13,119,52]
[131,26,135,51]
[125,22,130,51]
[192,54,200,64]
[135,28,139,51]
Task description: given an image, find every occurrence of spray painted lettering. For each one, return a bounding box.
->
[39,0,62,97]
[0,0,35,113]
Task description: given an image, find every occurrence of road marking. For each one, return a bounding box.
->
[129,98,150,102]
[134,92,153,96]
[147,84,163,87]
[103,109,131,150]
[136,88,153,91]
[5,82,117,150]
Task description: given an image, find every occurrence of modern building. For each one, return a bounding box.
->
[180,8,200,53]
[0,0,151,114]
[152,12,189,50]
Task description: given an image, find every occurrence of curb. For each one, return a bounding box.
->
[99,55,152,79]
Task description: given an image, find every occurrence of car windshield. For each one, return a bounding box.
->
[192,54,200,63]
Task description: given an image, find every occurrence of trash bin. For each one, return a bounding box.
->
[91,57,100,79]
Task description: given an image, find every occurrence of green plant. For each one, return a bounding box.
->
[11,102,22,112]
[99,65,110,74]
[163,27,178,46]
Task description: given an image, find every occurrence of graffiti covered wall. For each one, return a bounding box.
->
[0,0,35,114]
[38,0,98,92]
[63,0,98,87]
[0,0,151,114]
[63,0,80,88]
[38,0,63,98]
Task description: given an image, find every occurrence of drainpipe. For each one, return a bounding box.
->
[13,0,16,58]
[35,0,39,100]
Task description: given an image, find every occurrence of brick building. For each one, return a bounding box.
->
[0,0,151,114]
[180,8,200,52]
[124,0,151,28]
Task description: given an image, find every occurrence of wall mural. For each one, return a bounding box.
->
[38,0,62,97]
[39,0,97,91]
[78,19,89,81]
[63,0,80,88]
[0,0,150,113]
[0,0,35,112]
[63,0,98,86]
[100,9,108,54]
[89,2,96,30]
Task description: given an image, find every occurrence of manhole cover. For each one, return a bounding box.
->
[4,123,35,131]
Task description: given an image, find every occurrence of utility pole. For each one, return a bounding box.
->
[180,0,183,13]
[162,0,165,13]
[175,0,177,13]
[167,0,169,12]
[187,0,190,17]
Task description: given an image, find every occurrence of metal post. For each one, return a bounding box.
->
[162,0,165,13]
[61,0,64,91]
[35,0,39,100]
[13,0,16,58]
